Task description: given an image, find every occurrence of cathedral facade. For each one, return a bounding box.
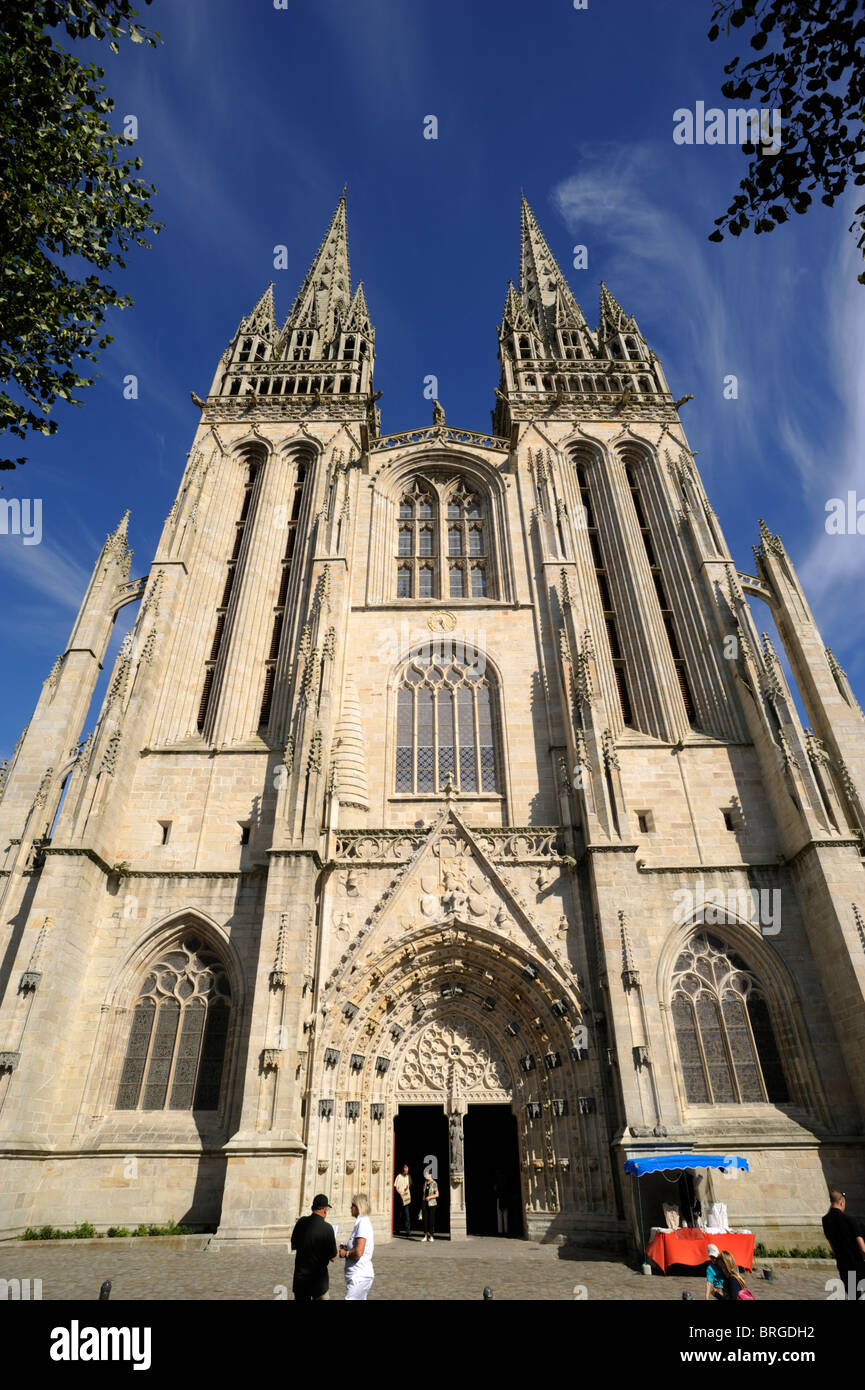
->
[1,196,864,1249]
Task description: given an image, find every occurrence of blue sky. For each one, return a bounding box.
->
[2,0,863,760]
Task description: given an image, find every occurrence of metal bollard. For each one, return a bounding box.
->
[682,1290,693,1300]
[482,1286,494,1300]
[99,1280,112,1301]
[762,1267,773,1281]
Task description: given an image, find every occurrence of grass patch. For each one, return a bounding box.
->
[754,1242,831,1259]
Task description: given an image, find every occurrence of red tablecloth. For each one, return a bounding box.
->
[646,1229,755,1274]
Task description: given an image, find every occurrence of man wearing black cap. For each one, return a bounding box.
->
[822,1189,865,1300]
[291,1194,338,1301]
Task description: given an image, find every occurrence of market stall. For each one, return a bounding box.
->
[624,1152,754,1274]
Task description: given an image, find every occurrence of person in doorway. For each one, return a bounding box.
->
[341,1193,375,1300]
[394,1163,412,1237]
[422,1168,439,1243]
[493,1169,510,1235]
[822,1189,865,1298]
[715,1249,752,1300]
[290,1194,338,1301]
[704,1244,725,1301]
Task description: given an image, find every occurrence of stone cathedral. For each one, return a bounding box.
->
[1,195,864,1251]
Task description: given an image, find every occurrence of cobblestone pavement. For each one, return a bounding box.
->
[2,1237,832,1301]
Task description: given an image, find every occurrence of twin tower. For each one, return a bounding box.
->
[1,194,863,1248]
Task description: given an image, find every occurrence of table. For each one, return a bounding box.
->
[646,1228,755,1274]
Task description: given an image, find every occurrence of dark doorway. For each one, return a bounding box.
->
[464,1104,522,1237]
[393,1105,450,1237]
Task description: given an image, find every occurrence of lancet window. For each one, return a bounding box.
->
[395,643,500,796]
[395,476,493,600]
[116,935,231,1112]
[671,935,789,1106]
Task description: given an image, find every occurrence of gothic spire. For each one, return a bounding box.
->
[519,197,587,351]
[499,279,539,336]
[344,280,372,335]
[283,191,352,343]
[598,281,639,341]
[240,282,276,337]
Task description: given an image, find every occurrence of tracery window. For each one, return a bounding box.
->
[395,643,500,796]
[116,935,231,1112]
[671,935,789,1106]
[395,476,493,600]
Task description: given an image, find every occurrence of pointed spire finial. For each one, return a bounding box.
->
[518,196,587,350]
[282,192,353,343]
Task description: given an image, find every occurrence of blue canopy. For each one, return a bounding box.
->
[624,1153,749,1177]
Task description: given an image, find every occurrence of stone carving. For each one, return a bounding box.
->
[426,610,457,634]
[441,870,467,917]
[334,826,565,865]
[397,1016,511,1096]
[449,1110,463,1174]
[334,911,354,943]
[344,870,360,897]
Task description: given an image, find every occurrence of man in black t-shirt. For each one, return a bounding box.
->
[291,1194,338,1301]
[822,1189,865,1300]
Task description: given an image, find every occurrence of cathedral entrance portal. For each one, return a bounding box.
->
[393,1105,450,1237]
[464,1105,522,1237]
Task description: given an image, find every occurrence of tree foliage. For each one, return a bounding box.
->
[707,0,865,280]
[0,1,161,470]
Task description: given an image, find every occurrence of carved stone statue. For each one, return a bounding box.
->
[432,399,446,426]
[448,1110,463,1172]
[441,869,467,917]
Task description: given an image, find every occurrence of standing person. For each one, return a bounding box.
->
[715,1249,752,1301]
[422,1168,439,1243]
[493,1169,510,1235]
[393,1163,412,1238]
[290,1194,338,1301]
[704,1244,725,1301]
[822,1189,865,1299]
[341,1193,375,1300]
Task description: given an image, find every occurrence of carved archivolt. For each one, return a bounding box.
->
[397,1015,512,1097]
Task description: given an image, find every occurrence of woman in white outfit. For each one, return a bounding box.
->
[341,1193,375,1300]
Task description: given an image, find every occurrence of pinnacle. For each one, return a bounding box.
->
[599,281,638,338]
[241,282,276,334]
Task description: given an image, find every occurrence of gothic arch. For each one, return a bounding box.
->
[86,909,245,1128]
[365,447,516,605]
[385,639,512,811]
[657,912,825,1123]
[228,436,271,467]
[303,914,613,1226]
[110,907,244,1009]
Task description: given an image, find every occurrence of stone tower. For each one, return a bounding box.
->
[1,194,863,1250]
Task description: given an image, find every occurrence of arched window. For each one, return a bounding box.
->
[395,642,501,796]
[671,934,789,1106]
[395,474,494,600]
[446,482,487,598]
[116,934,231,1112]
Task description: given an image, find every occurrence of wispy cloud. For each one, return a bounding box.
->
[799,213,865,598]
[0,535,91,611]
[552,144,733,379]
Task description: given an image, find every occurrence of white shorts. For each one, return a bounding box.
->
[345,1275,374,1301]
